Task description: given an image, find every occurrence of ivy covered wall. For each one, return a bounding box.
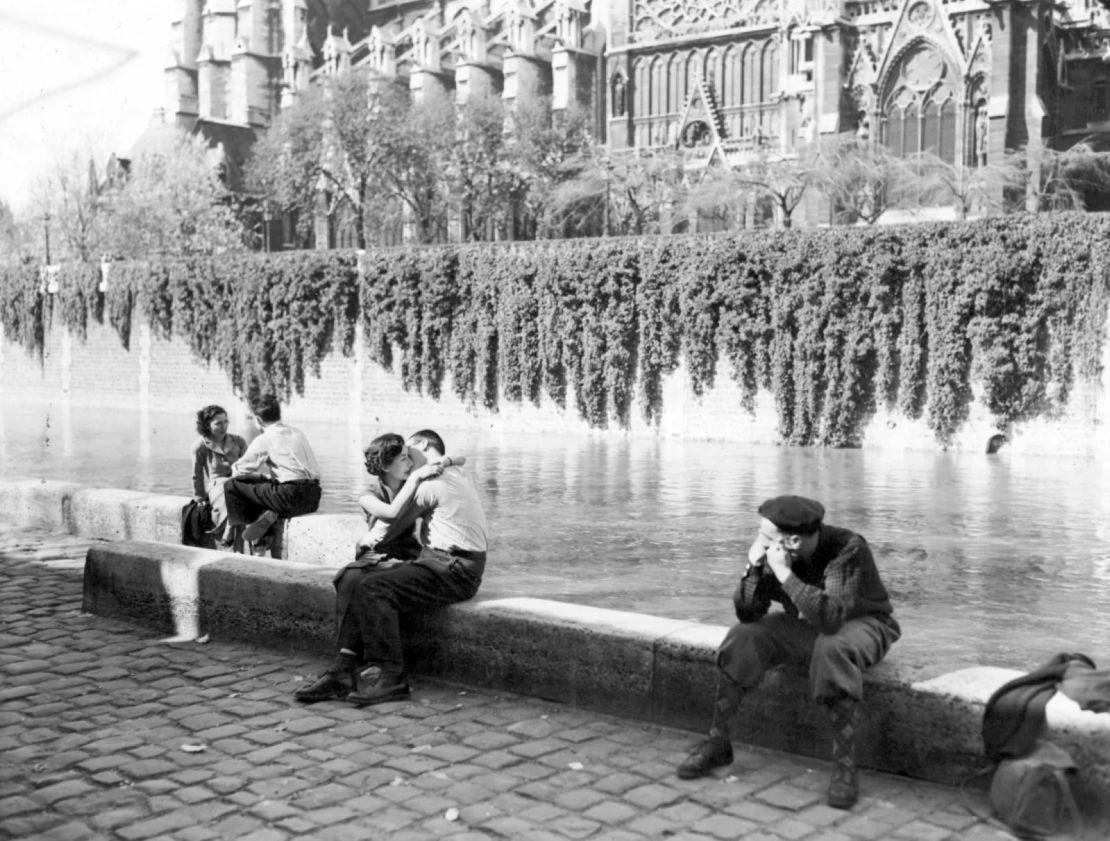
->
[2,213,1108,447]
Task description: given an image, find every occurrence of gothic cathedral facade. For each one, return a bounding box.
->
[164,0,1110,234]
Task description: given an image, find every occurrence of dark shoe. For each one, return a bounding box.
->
[243,509,280,542]
[827,764,859,809]
[248,536,271,557]
[294,670,352,703]
[347,666,410,707]
[676,737,733,779]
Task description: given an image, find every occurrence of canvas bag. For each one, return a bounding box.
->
[989,739,1081,837]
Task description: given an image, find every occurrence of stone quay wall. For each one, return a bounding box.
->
[2,311,1109,456]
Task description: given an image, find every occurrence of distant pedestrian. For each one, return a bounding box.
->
[675,495,900,810]
[221,393,322,554]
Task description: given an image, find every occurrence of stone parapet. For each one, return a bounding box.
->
[79,539,1110,818]
[5,476,1108,818]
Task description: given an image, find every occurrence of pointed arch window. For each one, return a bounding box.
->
[633,58,648,118]
[742,43,758,106]
[668,53,681,115]
[723,46,740,107]
[760,41,778,102]
[650,56,664,117]
[704,47,721,96]
[881,43,957,165]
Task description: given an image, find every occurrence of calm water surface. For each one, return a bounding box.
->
[3,401,1108,677]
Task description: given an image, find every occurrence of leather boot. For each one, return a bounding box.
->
[676,674,743,779]
[826,696,859,809]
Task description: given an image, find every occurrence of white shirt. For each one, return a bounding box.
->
[232,422,321,483]
[413,467,488,553]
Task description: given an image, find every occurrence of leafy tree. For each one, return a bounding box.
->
[247,72,453,246]
[375,89,454,244]
[247,71,410,248]
[505,100,594,239]
[447,96,519,241]
[103,131,247,257]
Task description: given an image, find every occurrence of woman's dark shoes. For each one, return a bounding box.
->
[294,670,353,703]
[347,666,410,707]
[676,736,734,779]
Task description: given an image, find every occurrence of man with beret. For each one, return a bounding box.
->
[675,495,900,810]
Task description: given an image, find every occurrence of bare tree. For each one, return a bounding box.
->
[1013,143,1110,212]
[728,142,824,229]
[548,145,685,237]
[815,135,907,225]
[894,151,1025,220]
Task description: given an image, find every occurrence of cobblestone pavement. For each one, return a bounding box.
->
[0,526,1029,841]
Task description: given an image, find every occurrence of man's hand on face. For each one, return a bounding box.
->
[747,539,767,567]
[764,539,793,582]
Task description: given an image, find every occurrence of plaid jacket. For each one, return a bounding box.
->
[733,524,896,634]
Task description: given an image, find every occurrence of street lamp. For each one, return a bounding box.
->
[42,211,51,264]
[262,204,273,252]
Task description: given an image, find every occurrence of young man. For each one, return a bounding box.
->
[346,429,488,706]
[221,393,322,553]
[676,495,900,810]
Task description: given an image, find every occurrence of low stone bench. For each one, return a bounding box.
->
[79,540,1110,818]
[0,477,359,564]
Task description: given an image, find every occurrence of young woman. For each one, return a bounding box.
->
[354,432,464,563]
[190,404,247,544]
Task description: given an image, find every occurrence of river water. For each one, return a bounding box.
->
[3,401,1107,677]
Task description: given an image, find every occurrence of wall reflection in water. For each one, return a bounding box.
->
[2,403,1107,674]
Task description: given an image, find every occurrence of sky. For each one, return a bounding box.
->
[0,1,165,213]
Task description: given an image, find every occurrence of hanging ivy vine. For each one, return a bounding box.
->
[3,212,1109,446]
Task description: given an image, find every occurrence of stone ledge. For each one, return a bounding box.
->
[7,477,1107,817]
[81,540,1110,816]
[0,477,359,564]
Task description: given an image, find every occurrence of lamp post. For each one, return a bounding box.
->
[42,211,51,264]
[262,204,273,252]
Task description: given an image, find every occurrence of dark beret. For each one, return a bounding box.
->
[758,495,825,534]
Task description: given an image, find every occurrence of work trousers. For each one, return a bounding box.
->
[223,476,321,526]
[717,612,900,703]
[353,547,483,673]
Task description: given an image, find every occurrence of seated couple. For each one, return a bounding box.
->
[191,393,321,555]
[296,429,488,706]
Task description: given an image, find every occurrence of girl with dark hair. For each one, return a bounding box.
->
[191,404,247,541]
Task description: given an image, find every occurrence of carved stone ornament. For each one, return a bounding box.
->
[907,2,934,28]
[901,43,945,91]
[681,119,713,147]
[632,0,749,41]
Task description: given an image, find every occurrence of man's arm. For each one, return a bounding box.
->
[779,541,864,634]
[733,540,777,622]
[358,459,452,522]
[231,433,269,477]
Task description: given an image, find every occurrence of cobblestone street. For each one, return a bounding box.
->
[0,526,1024,840]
